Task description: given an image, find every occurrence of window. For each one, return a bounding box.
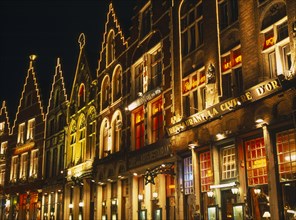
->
[30,149,38,178]
[52,148,58,177]
[219,0,238,30]
[10,156,19,182]
[276,129,296,181]
[133,45,162,97]
[0,166,5,186]
[101,119,110,157]
[245,137,267,186]
[20,153,28,180]
[200,151,214,192]
[101,77,110,109]
[25,93,33,107]
[27,118,35,140]
[221,46,243,100]
[48,118,55,136]
[140,3,151,38]
[87,109,96,159]
[151,98,163,143]
[112,111,122,152]
[184,156,194,195]
[134,107,145,150]
[150,48,162,89]
[68,122,76,166]
[0,141,7,155]
[17,123,25,144]
[220,145,237,180]
[112,66,122,101]
[45,151,51,178]
[77,115,86,163]
[0,122,4,134]
[262,13,291,78]
[54,88,60,108]
[107,30,115,66]
[182,69,206,117]
[181,1,203,56]
[78,84,85,108]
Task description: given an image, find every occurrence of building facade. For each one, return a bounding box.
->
[1,0,295,220]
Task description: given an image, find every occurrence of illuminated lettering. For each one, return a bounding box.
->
[256,80,279,96]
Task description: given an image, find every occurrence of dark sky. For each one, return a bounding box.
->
[0,0,136,121]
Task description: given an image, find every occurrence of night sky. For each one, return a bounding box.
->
[0,0,136,121]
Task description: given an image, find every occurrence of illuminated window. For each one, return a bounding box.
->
[101,77,110,110]
[200,151,214,192]
[221,46,243,100]
[245,137,267,186]
[220,145,237,180]
[107,30,115,66]
[218,0,238,30]
[112,111,122,152]
[276,129,296,181]
[133,45,162,96]
[17,123,25,144]
[184,156,194,195]
[20,153,28,180]
[76,115,86,164]
[78,84,85,108]
[181,0,203,56]
[100,119,110,158]
[27,118,35,140]
[0,122,4,134]
[0,141,7,155]
[87,109,96,159]
[182,69,206,117]
[150,48,162,89]
[151,98,163,143]
[10,156,19,182]
[261,4,291,78]
[134,107,145,150]
[112,66,122,102]
[140,3,151,39]
[68,122,76,166]
[0,166,5,186]
[30,149,38,178]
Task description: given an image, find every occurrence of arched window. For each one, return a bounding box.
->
[101,76,110,110]
[107,30,115,66]
[76,114,86,164]
[111,110,122,152]
[68,121,76,167]
[112,65,122,102]
[100,118,110,158]
[87,107,96,159]
[78,83,86,108]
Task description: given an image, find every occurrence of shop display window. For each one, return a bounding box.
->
[276,129,296,181]
[184,156,194,195]
[245,137,267,185]
[200,151,214,192]
[221,145,237,180]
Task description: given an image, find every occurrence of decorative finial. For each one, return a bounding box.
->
[29,54,37,68]
[78,33,86,49]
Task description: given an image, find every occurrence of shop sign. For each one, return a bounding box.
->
[14,142,35,155]
[128,144,172,169]
[167,78,281,136]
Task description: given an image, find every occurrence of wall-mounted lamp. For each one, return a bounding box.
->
[69,203,73,209]
[254,188,261,195]
[111,198,117,205]
[137,92,143,97]
[255,117,264,123]
[262,211,271,219]
[231,186,239,195]
[79,201,84,207]
[188,141,198,150]
[138,194,144,201]
[207,190,214,198]
[152,192,158,200]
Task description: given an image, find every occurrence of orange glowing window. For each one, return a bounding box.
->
[245,137,267,186]
[200,151,214,192]
[134,107,145,150]
[151,98,163,143]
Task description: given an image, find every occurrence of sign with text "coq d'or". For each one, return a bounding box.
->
[166,78,282,136]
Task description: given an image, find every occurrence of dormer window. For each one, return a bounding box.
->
[17,123,25,144]
[107,30,115,66]
[140,3,151,39]
[78,84,85,108]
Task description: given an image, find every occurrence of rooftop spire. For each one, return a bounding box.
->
[29,54,37,69]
